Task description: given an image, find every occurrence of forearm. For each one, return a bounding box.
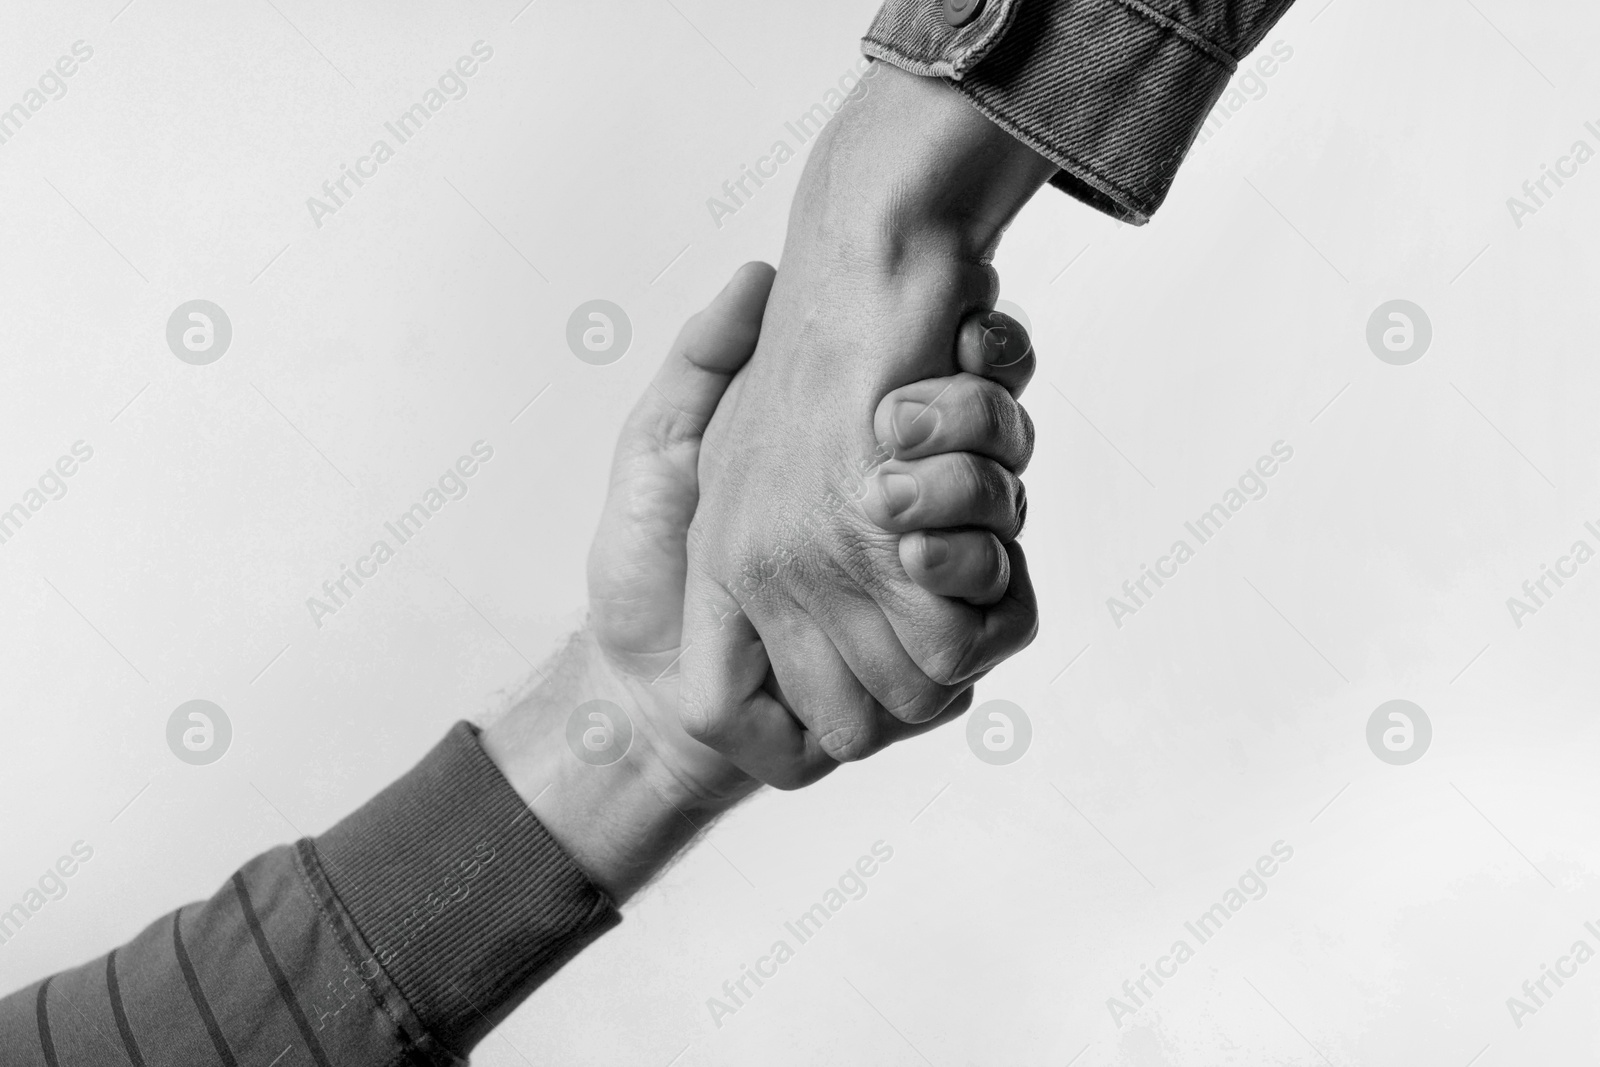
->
[0,718,623,1064]
[793,61,1057,271]
[732,61,1053,447]
[0,674,677,1066]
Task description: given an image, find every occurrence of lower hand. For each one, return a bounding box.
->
[484,262,1037,896]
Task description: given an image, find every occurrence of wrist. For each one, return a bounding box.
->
[592,632,758,810]
[480,629,752,902]
[795,61,1056,264]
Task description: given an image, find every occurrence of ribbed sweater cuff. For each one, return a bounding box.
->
[309,721,620,1056]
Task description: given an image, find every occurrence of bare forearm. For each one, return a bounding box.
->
[480,630,753,903]
[792,62,1057,275]
[738,62,1055,430]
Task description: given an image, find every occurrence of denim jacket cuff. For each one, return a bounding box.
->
[861,0,1027,79]
[865,0,1243,224]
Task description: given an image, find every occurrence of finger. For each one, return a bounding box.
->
[828,681,982,758]
[758,614,896,769]
[862,453,1026,538]
[952,540,1039,680]
[893,682,976,741]
[956,309,1035,397]
[899,529,1011,605]
[868,541,1038,690]
[593,262,776,654]
[630,261,776,454]
[678,569,830,790]
[804,591,965,727]
[873,373,1035,472]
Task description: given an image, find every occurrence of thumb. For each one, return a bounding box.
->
[587,262,775,664]
[627,261,775,455]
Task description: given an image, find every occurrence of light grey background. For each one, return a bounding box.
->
[2,0,1597,1063]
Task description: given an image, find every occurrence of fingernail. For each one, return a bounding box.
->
[881,473,918,516]
[891,401,934,448]
[920,532,950,567]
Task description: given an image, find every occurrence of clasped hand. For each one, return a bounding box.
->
[587,259,1039,799]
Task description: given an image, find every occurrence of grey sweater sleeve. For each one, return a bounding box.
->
[0,722,620,1066]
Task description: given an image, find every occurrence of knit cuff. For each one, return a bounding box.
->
[309,722,620,1055]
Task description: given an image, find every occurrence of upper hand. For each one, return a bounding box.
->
[591,269,1040,799]
[677,250,1040,789]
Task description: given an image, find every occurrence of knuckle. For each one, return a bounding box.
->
[922,639,968,687]
[952,452,990,506]
[974,382,1009,443]
[1016,407,1036,472]
[817,718,878,763]
[678,700,726,748]
[634,398,691,456]
[980,538,1011,598]
[859,481,892,529]
[835,524,900,595]
[973,458,1015,518]
[885,682,945,725]
[975,386,1028,468]
[893,601,972,686]
[962,633,1010,679]
[926,657,963,689]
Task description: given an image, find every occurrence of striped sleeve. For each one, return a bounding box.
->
[0,722,621,1065]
